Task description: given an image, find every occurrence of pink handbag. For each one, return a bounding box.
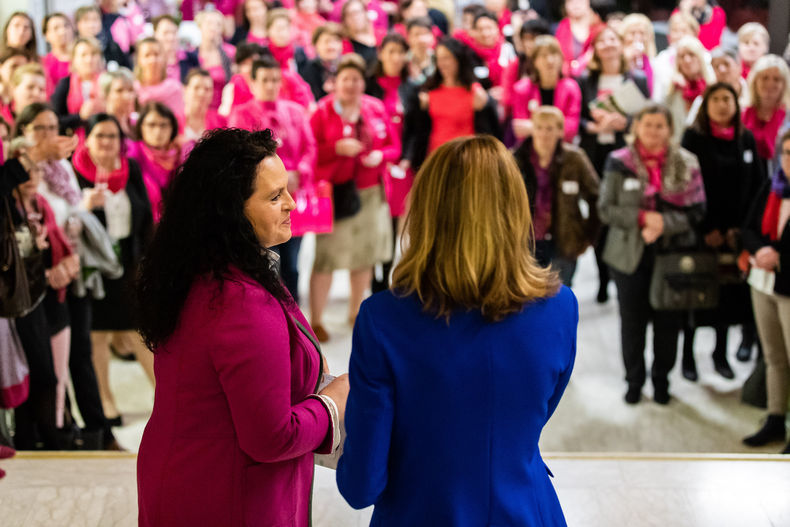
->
[290,180,333,237]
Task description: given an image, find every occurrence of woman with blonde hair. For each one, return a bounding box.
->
[337,135,576,525]
[743,54,790,164]
[664,35,715,143]
[511,35,582,144]
[134,37,185,125]
[620,13,656,94]
[51,37,105,136]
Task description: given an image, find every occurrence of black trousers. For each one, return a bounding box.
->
[275,236,303,304]
[13,301,58,449]
[67,293,107,432]
[610,248,681,390]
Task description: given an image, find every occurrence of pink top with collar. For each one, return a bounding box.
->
[228,99,317,185]
[511,77,582,143]
[310,94,400,190]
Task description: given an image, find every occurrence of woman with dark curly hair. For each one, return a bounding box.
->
[136,128,349,527]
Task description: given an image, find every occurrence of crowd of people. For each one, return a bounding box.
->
[0,0,788,461]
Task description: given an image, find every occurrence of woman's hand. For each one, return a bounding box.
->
[754,246,780,270]
[512,118,533,139]
[472,84,488,111]
[361,150,383,168]
[319,373,350,420]
[82,187,106,210]
[79,99,104,121]
[335,138,364,157]
[704,229,724,248]
[418,91,429,110]
[641,211,664,244]
[46,260,73,290]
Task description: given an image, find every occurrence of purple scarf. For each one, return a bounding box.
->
[43,160,81,206]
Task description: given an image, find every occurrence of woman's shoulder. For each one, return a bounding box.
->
[512,76,534,95]
[188,269,284,320]
[522,285,577,323]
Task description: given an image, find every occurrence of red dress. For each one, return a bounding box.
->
[428,84,476,153]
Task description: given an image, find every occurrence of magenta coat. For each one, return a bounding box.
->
[511,77,582,144]
[137,268,332,527]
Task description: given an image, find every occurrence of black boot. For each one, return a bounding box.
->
[743,415,786,446]
[712,348,735,379]
[782,440,790,455]
[682,328,698,381]
[653,384,670,405]
[624,385,641,404]
[737,324,757,362]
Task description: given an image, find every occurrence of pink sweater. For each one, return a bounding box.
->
[137,269,332,527]
[511,77,582,143]
[228,99,317,184]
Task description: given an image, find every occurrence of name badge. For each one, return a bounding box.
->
[623,178,641,191]
[562,181,579,195]
[743,150,753,164]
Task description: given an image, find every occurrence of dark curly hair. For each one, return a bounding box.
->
[135,127,290,351]
[422,36,478,91]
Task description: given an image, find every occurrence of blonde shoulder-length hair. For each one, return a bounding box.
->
[392,135,560,322]
[747,54,790,109]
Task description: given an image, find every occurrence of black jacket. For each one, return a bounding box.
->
[681,127,767,236]
[299,58,334,103]
[742,176,790,296]
[51,76,83,136]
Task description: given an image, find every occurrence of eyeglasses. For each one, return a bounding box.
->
[29,124,58,134]
[142,121,172,130]
[93,133,120,141]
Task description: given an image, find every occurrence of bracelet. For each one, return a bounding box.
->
[310,394,341,453]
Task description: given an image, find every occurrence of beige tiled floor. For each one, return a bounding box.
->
[1,453,788,526]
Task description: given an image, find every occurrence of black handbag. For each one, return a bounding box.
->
[649,250,719,311]
[0,197,46,318]
[332,179,361,220]
[0,197,31,318]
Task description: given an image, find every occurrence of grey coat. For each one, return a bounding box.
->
[598,143,707,274]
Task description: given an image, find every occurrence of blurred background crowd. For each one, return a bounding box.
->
[0,0,788,455]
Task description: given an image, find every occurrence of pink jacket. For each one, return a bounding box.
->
[511,77,582,143]
[137,269,332,527]
[228,99,317,184]
[310,94,400,190]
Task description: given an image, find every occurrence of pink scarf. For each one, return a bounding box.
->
[710,122,735,141]
[66,73,100,115]
[72,145,129,193]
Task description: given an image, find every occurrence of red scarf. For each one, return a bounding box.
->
[66,73,100,115]
[269,42,295,70]
[742,106,787,160]
[710,122,735,140]
[72,144,129,193]
[762,192,783,241]
[636,140,668,191]
[678,77,706,109]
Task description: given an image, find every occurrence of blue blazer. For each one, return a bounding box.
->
[337,286,578,526]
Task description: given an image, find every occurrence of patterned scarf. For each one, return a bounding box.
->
[42,160,81,206]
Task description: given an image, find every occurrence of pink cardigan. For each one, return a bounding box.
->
[137,269,332,527]
[311,94,400,190]
[228,99,317,184]
[511,77,582,143]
